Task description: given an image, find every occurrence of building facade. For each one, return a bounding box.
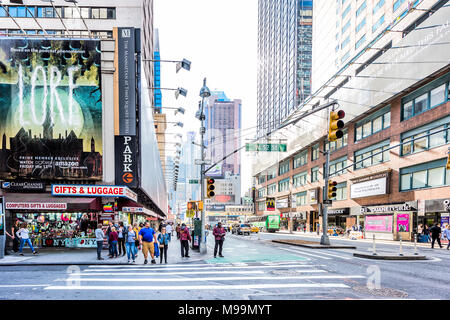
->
[257,0,313,136]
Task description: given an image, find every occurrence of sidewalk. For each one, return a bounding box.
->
[272,230,449,248]
[0,238,206,266]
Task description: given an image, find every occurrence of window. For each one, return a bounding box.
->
[279,160,290,175]
[355,34,366,49]
[400,158,450,191]
[342,20,351,34]
[356,18,366,33]
[401,117,450,156]
[294,150,308,168]
[0,7,7,17]
[402,73,450,121]
[325,130,348,152]
[341,36,350,49]
[328,157,348,176]
[295,191,308,206]
[355,107,390,141]
[258,202,265,211]
[354,140,390,170]
[393,0,405,12]
[342,5,351,19]
[258,175,266,184]
[356,0,366,17]
[373,0,385,14]
[311,167,319,182]
[372,15,385,33]
[311,144,319,161]
[278,179,290,192]
[335,182,347,201]
[293,172,308,188]
[257,188,266,198]
[267,183,277,195]
[267,167,277,180]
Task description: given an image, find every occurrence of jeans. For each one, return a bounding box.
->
[19,239,35,253]
[159,244,168,263]
[214,239,224,257]
[108,240,113,256]
[118,238,125,255]
[180,240,189,257]
[126,242,136,261]
[96,241,103,259]
[111,241,118,257]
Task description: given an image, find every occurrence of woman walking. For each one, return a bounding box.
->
[109,227,119,258]
[157,226,170,264]
[117,222,126,256]
[17,222,37,256]
[12,220,21,253]
[125,225,137,263]
[133,223,141,258]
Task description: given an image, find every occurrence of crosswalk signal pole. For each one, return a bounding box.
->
[321,150,331,246]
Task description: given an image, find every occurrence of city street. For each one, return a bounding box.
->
[1,232,449,300]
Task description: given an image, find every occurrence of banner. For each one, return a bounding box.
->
[397,213,410,232]
[365,215,393,233]
[0,38,102,181]
[114,135,137,187]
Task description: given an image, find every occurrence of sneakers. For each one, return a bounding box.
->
[19,253,24,256]
[132,260,136,263]
[219,255,224,258]
[185,255,190,258]
[128,259,131,263]
[33,251,38,255]
[97,257,104,260]
[144,259,148,264]
[214,256,217,258]
[151,259,156,264]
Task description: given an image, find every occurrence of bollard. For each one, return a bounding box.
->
[399,234,404,256]
[258,230,261,241]
[372,234,377,255]
[414,233,418,255]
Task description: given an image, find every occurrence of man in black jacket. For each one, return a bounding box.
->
[430,223,442,249]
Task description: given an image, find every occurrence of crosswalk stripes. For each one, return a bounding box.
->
[276,246,354,260]
[44,260,366,292]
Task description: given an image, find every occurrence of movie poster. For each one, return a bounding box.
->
[0,38,102,180]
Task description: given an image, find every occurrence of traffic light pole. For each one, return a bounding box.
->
[321,150,331,246]
[199,95,207,254]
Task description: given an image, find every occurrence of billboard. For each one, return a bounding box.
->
[0,38,102,181]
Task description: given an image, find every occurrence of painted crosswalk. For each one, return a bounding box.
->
[44,261,366,295]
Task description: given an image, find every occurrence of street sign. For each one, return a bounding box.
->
[245,143,287,152]
[195,159,212,165]
[189,180,199,184]
[323,200,333,205]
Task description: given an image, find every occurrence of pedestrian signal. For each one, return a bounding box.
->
[328,110,345,142]
[327,181,338,199]
[206,178,215,198]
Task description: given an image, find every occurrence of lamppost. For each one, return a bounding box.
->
[198,78,211,254]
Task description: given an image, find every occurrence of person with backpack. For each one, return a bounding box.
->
[17,222,37,256]
[179,223,191,258]
[157,226,170,264]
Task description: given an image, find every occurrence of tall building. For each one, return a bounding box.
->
[257,0,313,136]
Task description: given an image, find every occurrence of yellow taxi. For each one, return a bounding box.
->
[250,225,260,233]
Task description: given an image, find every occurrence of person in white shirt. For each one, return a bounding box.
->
[17,222,37,255]
[165,223,173,241]
[95,223,106,260]
[443,225,450,250]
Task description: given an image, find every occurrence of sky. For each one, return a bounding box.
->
[154,0,258,196]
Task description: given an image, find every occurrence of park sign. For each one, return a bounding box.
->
[245,143,287,152]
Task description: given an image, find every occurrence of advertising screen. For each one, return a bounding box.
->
[365,215,393,233]
[0,38,102,180]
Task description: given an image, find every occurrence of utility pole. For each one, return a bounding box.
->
[321,150,331,245]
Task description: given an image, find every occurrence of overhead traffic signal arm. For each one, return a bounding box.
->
[328,110,345,142]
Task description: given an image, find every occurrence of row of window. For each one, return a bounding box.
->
[0,29,112,37]
[0,6,116,20]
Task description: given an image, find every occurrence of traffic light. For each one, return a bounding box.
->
[328,110,345,142]
[327,180,338,199]
[206,178,215,198]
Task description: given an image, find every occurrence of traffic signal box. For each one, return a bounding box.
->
[328,110,345,142]
[206,178,215,198]
[447,151,450,170]
[327,181,338,200]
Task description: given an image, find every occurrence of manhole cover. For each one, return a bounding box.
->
[352,286,408,298]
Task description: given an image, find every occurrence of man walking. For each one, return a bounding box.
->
[443,225,450,250]
[138,222,157,264]
[179,223,191,258]
[430,223,443,249]
[213,222,226,258]
[95,223,105,260]
[165,223,173,242]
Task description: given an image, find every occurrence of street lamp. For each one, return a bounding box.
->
[148,87,188,99]
[142,58,191,73]
[154,121,184,128]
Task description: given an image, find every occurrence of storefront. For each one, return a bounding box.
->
[327,208,350,233]
[423,198,450,229]
[361,202,417,241]
[287,212,306,231]
[122,206,160,227]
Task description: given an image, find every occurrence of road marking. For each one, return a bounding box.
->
[45,283,350,290]
[293,249,353,260]
[0,284,50,288]
[84,264,315,272]
[69,271,268,276]
[60,274,367,283]
[278,247,333,260]
[89,263,224,268]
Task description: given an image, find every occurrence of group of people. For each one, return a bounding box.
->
[4,220,39,256]
[418,223,450,249]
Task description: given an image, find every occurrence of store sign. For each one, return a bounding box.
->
[351,172,389,199]
[65,237,97,248]
[365,215,393,233]
[114,135,137,188]
[51,185,137,202]
[328,208,350,216]
[122,207,144,213]
[6,202,67,210]
[309,188,319,205]
[361,202,416,214]
[206,205,226,211]
[426,199,450,213]
[0,38,103,181]
[276,198,289,209]
[1,181,45,192]
[266,197,275,211]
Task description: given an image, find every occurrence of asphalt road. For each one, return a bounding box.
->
[0,232,449,300]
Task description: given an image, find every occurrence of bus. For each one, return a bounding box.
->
[246,214,280,233]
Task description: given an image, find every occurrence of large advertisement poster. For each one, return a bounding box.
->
[397,213,410,232]
[0,38,102,181]
[365,215,393,233]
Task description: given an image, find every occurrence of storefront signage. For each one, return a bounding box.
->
[0,197,4,236]
[6,202,67,210]
[397,213,410,232]
[65,237,97,248]
[122,207,144,213]
[1,181,46,192]
[51,185,138,202]
[0,38,103,181]
[365,215,393,233]
[206,205,226,211]
[276,198,289,209]
[309,188,319,205]
[351,172,389,199]
[360,202,416,214]
[328,208,350,215]
[114,135,137,188]
[266,197,275,211]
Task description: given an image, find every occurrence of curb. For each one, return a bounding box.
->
[272,240,356,249]
[353,252,427,260]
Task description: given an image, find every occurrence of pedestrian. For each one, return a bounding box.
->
[157,226,170,264]
[106,222,114,258]
[176,224,181,239]
[179,223,191,258]
[430,223,443,249]
[95,223,105,260]
[133,223,140,257]
[417,224,423,235]
[17,222,37,256]
[138,222,157,264]
[117,222,126,257]
[165,223,173,242]
[424,225,431,242]
[443,225,450,250]
[125,225,137,263]
[109,226,119,258]
[11,220,21,253]
[213,222,226,258]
